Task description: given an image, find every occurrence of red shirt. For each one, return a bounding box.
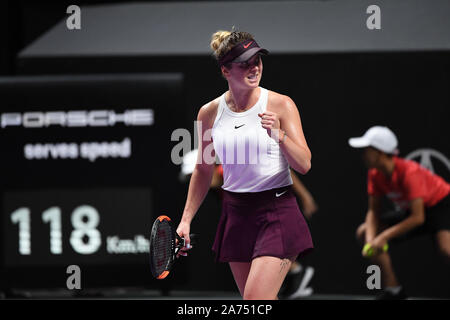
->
[368,157,450,209]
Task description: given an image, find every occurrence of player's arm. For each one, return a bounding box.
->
[260,95,311,175]
[177,100,218,243]
[365,195,382,243]
[377,198,425,242]
[278,97,311,175]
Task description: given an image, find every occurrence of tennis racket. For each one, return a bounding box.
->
[149,215,196,279]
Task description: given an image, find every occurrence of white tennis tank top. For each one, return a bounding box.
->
[211,87,293,192]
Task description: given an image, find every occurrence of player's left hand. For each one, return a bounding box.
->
[258,112,282,141]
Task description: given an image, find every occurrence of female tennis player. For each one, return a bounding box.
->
[176,30,313,300]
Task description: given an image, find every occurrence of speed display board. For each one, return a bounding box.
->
[0,74,186,288]
[3,187,152,267]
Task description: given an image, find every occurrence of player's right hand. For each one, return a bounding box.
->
[176,221,192,258]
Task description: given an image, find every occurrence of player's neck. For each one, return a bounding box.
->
[379,157,395,178]
[226,86,260,112]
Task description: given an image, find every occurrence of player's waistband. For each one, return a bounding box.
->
[222,184,293,204]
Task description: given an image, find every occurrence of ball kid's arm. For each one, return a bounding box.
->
[377,198,425,242]
[365,195,381,243]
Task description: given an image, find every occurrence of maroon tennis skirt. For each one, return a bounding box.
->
[212,185,314,262]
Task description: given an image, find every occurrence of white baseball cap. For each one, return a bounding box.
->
[348,126,399,155]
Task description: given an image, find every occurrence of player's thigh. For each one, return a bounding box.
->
[244,255,295,300]
[229,262,252,297]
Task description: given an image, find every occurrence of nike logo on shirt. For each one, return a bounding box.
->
[234,124,245,129]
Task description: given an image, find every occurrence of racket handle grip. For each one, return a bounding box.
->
[177,233,198,247]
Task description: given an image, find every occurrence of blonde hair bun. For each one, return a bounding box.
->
[210,29,254,62]
[210,30,232,52]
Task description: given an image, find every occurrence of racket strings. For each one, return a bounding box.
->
[152,222,174,274]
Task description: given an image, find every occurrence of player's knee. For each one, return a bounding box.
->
[243,282,277,300]
[242,290,257,300]
[243,289,276,300]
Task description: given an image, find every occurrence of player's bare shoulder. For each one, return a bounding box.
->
[267,90,297,116]
[197,97,220,127]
